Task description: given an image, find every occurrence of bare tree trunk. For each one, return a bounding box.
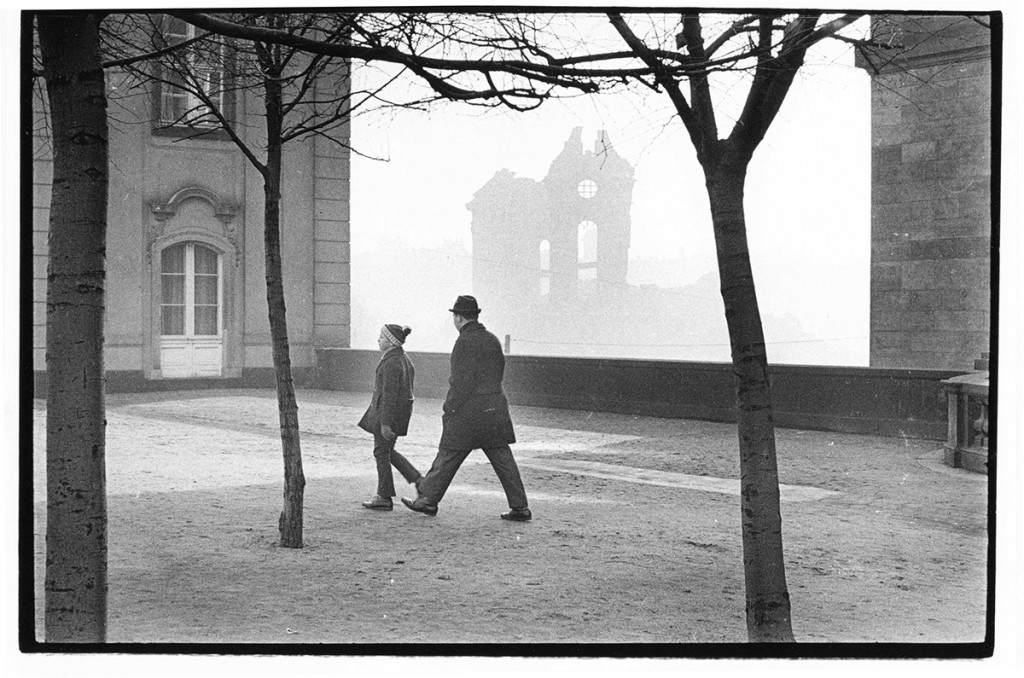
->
[706,158,794,642]
[38,12,109,642]
[262,65,305,549]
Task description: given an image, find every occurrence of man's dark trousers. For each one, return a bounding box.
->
[373,431,420,498]
[419,444,528,509]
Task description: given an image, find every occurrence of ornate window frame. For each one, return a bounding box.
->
[143,187,243,379]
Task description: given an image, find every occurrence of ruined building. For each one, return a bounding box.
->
[466,128,746,360]
[468,127,634,307]
[466,127,642,354]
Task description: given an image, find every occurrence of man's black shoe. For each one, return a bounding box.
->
[361,495,394,511]
[401,496,438,516]
[501,507,532,522]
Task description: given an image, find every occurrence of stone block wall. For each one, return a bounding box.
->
[860,15,992,369]
[30,114,51,372]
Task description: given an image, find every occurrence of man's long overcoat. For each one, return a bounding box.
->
[440,320,516,450]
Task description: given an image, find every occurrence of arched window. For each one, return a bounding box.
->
[160,241,223,377]
[577,221,597,281]
[161,242,221,336]
[539,240,551,296]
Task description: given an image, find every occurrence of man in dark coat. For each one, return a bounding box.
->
[358,324,422,511]
[402,295,531,521]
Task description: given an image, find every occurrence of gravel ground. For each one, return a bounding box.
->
[29,388,989,652]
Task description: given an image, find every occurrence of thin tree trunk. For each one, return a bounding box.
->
[262,67,305,549]
[706,159,794,642]
[38,12,109,642]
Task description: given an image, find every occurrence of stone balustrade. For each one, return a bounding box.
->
[941,369,990,474]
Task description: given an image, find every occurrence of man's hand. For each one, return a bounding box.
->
[381,424,397,441]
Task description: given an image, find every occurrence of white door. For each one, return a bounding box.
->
[160,242,223,377]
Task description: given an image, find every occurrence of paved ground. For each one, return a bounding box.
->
[30,388,990,651]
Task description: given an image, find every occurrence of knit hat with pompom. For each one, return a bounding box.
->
[382,324,411,346]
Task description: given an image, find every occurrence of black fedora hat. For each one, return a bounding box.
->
[449,295,481,315]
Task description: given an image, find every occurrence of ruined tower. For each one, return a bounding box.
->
[466,127,635,337]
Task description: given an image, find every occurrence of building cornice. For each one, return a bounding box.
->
[856,43,991,76]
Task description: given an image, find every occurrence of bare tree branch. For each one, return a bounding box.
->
[607,13,708,159]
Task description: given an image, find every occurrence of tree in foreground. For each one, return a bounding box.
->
[603,12,874,641]
[36,11,109,642]
[603,11,989,640]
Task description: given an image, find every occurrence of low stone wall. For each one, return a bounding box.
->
[315,349,964,440]
[32,367,308,397]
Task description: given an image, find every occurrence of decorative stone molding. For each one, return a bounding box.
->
[150,186,239,223]
[147,186,241,264]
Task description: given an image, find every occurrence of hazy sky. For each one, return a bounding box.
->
[350,18,872,361]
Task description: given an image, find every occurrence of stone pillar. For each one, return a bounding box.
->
[858,16,992,369]
[311,81,352,349]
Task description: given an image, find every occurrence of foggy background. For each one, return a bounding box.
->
[349,19,871,366]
